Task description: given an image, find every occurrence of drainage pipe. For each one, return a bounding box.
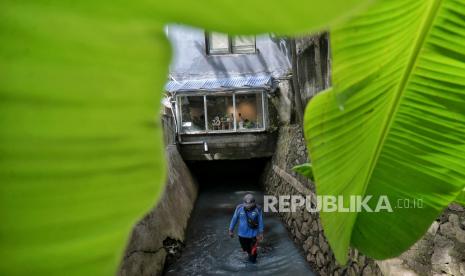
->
[178,141,209,152]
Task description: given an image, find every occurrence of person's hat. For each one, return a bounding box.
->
[243,193,256,209]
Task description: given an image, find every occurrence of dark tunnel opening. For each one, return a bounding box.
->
[186,158,270,191]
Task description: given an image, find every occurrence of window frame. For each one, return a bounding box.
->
[176,90,266,135]
[205,32,256,55]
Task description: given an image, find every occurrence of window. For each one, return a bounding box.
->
[177,92,265,134]
[207,32,256,55]
[235,92,264,130]
[206,95,234,131]
[207,32,230,54]
[232,36,256,54]
[179,96,205,132]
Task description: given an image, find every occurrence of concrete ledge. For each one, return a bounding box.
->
[180,131,277,160]
[272,165,312,196]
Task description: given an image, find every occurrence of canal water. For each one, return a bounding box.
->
[164,160,315,276]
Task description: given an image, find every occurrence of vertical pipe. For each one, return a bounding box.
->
[232,93,237,132]
[203,95,208,132]
[177,96,182,133]
[170,96,179,144]
[261,91,266,129]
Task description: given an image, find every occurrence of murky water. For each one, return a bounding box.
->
[164,167,315,276]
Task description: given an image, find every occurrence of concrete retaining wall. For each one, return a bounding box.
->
[118,145,198,276]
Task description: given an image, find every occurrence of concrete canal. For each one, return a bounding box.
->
[164,159,315,276]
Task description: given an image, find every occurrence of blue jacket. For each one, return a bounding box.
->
[229,204,264,238]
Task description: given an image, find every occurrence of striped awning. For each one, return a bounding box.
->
[165,75,272,93]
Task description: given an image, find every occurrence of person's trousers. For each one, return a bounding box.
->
[238,236,258,263]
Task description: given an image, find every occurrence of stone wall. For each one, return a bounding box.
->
[261,125,382,276]
[118,145,198,276]
[262,124,465,276]
[378,204,465,276]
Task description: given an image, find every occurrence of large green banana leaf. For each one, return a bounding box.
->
[0,3,171,275]
[305,0,465,264]
[456,188,465,205]
[0,0,374,275]
[150,0,376,35]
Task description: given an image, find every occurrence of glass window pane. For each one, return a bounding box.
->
[180,96,205,132]
[232,36,255,54]
[208,32,230,54]
[235,92,263,130]
[206,95,234,132]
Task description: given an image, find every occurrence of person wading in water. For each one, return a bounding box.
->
[228,193,264,263]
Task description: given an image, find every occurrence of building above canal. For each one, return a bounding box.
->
[164,24,293,161]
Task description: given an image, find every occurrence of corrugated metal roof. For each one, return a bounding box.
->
[165,75,272,93]
[181,79,206,90]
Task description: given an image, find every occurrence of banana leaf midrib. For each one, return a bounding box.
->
[358,0,444,199]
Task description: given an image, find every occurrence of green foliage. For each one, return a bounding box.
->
[5,0,464,273]
[0,2,170,275]
[0,0,376,275]
[293,163,314,182]
[304,0,465,264]
[152,0,377,35]
[456,189,465,206]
